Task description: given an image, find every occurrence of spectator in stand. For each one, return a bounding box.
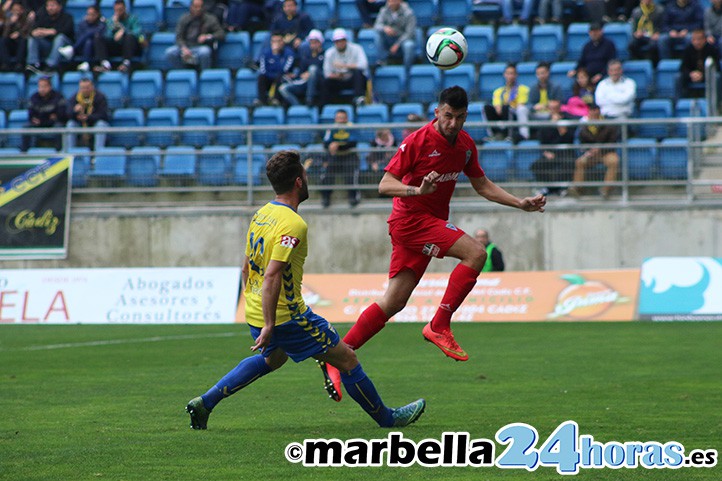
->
[57,6,105,73]
[562,67,596,118]
[255,32,295,106]
[567,22,617,85]
[483,62,530,141]
[528,61,563,120]
[401,113,424,139]
[594,59,637,119]
[604,0,639,22]
[357,0,385,28]
[473,229,505,272]
[22,76,67,151]
[373,0,416,70]
[321,28,369,106]
[321,109,360,208]
[269,0,313,51]
[0,1,31,71]
[629,0,664,65]
[278,28,324,106]
[65,78,110,151]
[705,0,722,56]
[227,0,277,32]
[368,128,395,172]
[659,0,704,59]
[165,0,225,70]
[94,0,143,73]
[570,103,619,199]
[26,0,74,73]
[680,28,720,97]
[532,99,576,196]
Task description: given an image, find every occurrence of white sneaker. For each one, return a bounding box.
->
[58,45,74,60]
[77,61,90,72]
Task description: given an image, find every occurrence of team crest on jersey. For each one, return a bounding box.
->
[422,243,440,257]
[445,222,458,231]
[465,150,472,164]
[280,235,300,248]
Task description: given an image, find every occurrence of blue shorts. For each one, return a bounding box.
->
[249,308,340,363]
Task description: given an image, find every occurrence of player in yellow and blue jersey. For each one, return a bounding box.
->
[186,150,425,430]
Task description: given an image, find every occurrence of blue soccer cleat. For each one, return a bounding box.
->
[391,398,426,427]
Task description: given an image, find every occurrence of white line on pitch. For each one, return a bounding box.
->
[4,332,238,352]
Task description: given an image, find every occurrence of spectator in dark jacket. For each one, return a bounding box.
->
[567,22,617,84]
[26,0,74,72]
[65,78,110,151]
[532,99,576,196]
[629,0,665,64]
[680,28,720,96]
[704,0,722,56]
[94,0,143,72]
[57,5,105,72]
[528,61,564,120]
[570,103,619,199]
[659,0,704,58]
[0,1,31,71]
[278,28,324,106]
[321,109,360,208]
[269,0,313,50]
[255,32,295,105]
[165,0,225,69]
[22,76,67,151]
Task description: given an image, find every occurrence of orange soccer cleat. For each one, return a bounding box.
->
[316,360,343,402]
[422,323,469,361]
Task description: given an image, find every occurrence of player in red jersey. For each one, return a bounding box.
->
[319,86,546,399]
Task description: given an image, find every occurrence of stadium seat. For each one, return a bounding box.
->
[0,72,25,110]
[89,147,127,180]
[164,0,190,31]
[530,24,564,62]
[181,107,215,147]
[550,61,576,100]
[198,69,231,108]
[496,24,529,63]
[98,0,115,18]
[234,68,259,106]
[164,69,197,108]
[675,98,708,139]
[622,60,654,100]
[407,65,441,103]
[216,106,249,147]
[252,106,285,146]
[439,0,471,26]
[132,0,163,35]
[565,23,590,60]
[655,59,682,99]
[61,71,88,99]
[373,66,407,103]
[516,62,537,89]
[217,31,251,69]
[146,32,176,70]
[252,31,269,61]
[480,141,512,182]
[465,101,485,141]
[0,147,19,155]
[198,145,232,186]
[603,22,632,61]
[637,99,673,139]
[66,0,94,23]
[514,140,540,181]
[27,147,58,154]
[356,29,380,65]
[108,108,144,148]
[145,107,178,148]
[127,147,161,187]
[659,138,688,179]
[96,71,128,109]
[442,63,476,96]
[355,104,390,142]
[0,110,6,141]
[390,102,424,139]
[479,62,506,101]
[234,145,266,185]
[337,0,363,29]
[6,109,29,149]
[626,138,657,180]
[128,70,163,109]
[161,146,197,180]
[320,104,354,124]
[285,105,319,145]
[69,147,91,187]
[462,25,494,65]
[408,0,439,28]
[304,0,335,30]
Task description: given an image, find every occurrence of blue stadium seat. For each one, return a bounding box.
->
[356,29,380,65]
[480,141,512,181]
[25,74,59,98]
[337,0,363,29]
[145,107,178,148]
[90,148,127,180]
[97,71,128,109]
[285,105,319,145]
[304,0,335,30]
[66,0,94,23]
[603,22,632,61]
[108,108,144,148]
[637,99,673,139]
[27,147,58,154]
[479,62,506,101]
[128,70,163,109]
[496,24,529,63]
[0,73,25,110]
[0,148,19,155]
[471,1,502,24]
[164,69,197,108]
[408,0,439,28]
[61,71,91,100]
[217,31,250,69]
[355,104,390,142]
[516,62,537,89]
[161,146,197,179]
[626,138,657,180]
[514,140,540,181]
[6,110,29,149]
[655,59,682,99]
[550,61,576,100]
[407,65,441,103]
[390,102,424,139]
[181,107,215,147]
[216,106,249,147]
[623,60,654,100]
[234,145,266,185]
[127,147,161,187]
[198,69,231,108]
[442,63,476,95]
[530,24,564,62]
[439,0,471,26]
[69,147,91,187]
[146,32,176,70]
[373,66,407,103]
[462,25,494,64]
[252,31,269,61]
[659,138,688,179]
[675,98,708,138]
[465,101,485,141]
[98,0,115,18]
[132,0,163,34]
[234,68,259,106]
[0,111,6,141]
[252,106,285,145]
[565,23,590,60]
[164,0,190,31]
[320,104,354,123]
[198,145,232,186]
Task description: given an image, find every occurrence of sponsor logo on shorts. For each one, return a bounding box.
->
[422,243,440,257]
[281,235,300,248]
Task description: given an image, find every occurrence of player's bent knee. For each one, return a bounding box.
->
[265,350,288,371]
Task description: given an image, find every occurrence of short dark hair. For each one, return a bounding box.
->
[114,0,126,6]
[438,86,468,110]
[266,150,303,194]
[536,61,551,71]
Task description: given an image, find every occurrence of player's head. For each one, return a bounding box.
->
[266,150,308,201]
[435,86,468,142]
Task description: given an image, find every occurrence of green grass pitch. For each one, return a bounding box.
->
[1,322,720,481]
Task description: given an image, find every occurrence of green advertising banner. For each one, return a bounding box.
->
[0,156,72,259]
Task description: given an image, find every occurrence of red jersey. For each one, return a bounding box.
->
[385,120,484,222]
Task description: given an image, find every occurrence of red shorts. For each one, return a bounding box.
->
[388,214,466,281]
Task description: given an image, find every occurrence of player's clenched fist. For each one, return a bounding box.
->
[419,171,440,195]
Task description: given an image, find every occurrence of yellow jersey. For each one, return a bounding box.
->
[243,201,308,327]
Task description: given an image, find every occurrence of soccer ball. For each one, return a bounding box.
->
[425,28,468,70]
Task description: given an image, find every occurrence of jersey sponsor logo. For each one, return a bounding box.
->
[436,172,460,183]
[422,243,440,257]
[429,149,441,157]
[445,222,458,231]
[280,235,300,248]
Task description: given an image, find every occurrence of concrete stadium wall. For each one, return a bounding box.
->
[2,204,721,271]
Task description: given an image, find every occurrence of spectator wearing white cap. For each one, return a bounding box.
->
[322,28,369,105]
[279,28,325,105]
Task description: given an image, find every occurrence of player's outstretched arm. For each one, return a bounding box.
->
[379,171,439,197]
[470,176,546,212]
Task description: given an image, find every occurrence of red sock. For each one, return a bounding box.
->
[343,302,389,350]
[431,264,479,333]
